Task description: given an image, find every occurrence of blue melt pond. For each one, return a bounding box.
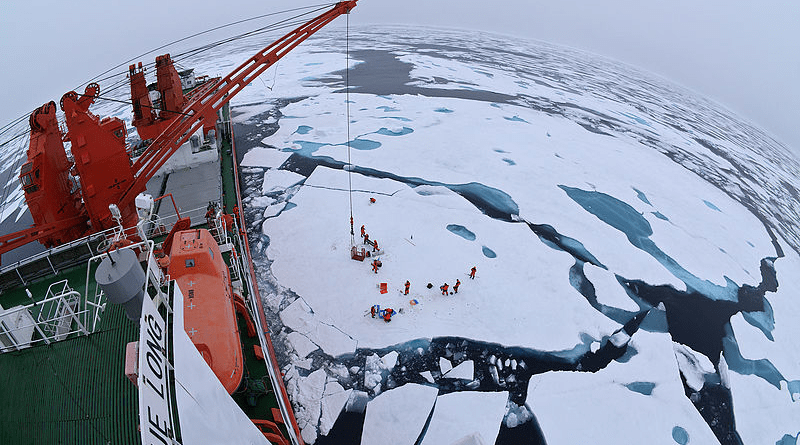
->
[502,158,516,166]
[620,112,651,127]
[350,139,381,150]
[295,125,312,135]
[375,127,413,136]
[560,185,653,240]
[776,434,798,445]
[482,246,497,258]
[625,382,656,395]
[376,106,398,112]
[434,107,453,113]
[652,211,669,221]
[633,187,651,205]
[504,115,528,123]
[446,224,476,241]
[289,141,328,156]
[671,426,689,445]
[703,200,722,212]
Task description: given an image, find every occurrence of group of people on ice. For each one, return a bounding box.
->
[359,224,386,274]
[370,266,477,323]
[438,266,475,295]
[358,205,479,324]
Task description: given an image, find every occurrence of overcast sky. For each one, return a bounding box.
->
[1,1,798,152]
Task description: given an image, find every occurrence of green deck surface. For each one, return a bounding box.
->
[0,303,139,444]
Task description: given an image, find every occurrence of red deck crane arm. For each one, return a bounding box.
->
[124,1,357,208]
[0,216,87,256]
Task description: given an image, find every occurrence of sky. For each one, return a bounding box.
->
[1,0,798,152]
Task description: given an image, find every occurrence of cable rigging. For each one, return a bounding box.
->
[0,3,336,144]
[346,10,355,246]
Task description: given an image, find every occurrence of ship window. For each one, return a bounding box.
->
[20,162,34,189]
[185,258,195,268]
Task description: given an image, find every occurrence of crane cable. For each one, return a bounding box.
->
[346,12,355,246]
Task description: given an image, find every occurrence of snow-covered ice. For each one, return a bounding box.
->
[528,319,721,444]
[320,381,352,436]
[261,169,305,195]
[360,383,438,445]
[240,147,292,168]
[420,391,508,445]
[286,331,318,358]
[443,360,474,380]
[673,342,716,392]
[232,30,800,444]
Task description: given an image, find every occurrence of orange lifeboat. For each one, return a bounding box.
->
[168,229,243,394]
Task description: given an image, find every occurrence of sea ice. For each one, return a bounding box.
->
[673,342,716,392]
[439,357,453,375]
[360,383,438,445]
[319,381,352,436]
[240,146,292,168]
[286,331,318,358]
[728,371,800,445]
[528,327,720,444]
[420,391,508,445]
[293,368,326,444]
[262,169,305,194]
[443,360,474,380]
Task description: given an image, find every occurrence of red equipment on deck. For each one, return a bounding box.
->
[61,82,141,232]
[0,1,359,259]
[17,101,87,247]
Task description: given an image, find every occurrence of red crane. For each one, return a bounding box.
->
[0,1,358,257]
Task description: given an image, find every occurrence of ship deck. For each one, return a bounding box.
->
[0,119,289,443]
[0,299,139,443]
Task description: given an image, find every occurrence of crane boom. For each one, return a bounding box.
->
[0,1,357,259]
[125,0,357,208]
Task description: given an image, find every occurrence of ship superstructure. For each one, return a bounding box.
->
[0,2,358,444]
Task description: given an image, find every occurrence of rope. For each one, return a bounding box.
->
[346,12,355,244]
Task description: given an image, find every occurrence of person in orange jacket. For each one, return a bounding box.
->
[372,239,379,252]
[440,283,449,295]
[404,280,410,295]
[364,233,370,245]
[361,225,365,238]
[222,213,234,232]
[469,266,476,279]
[453,279,460,293]
[372,260,379,273]
[383,308,394,322]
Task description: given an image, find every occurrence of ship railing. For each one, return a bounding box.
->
[0,280,91,352]
[0,227,119,294]
[36,279,87,341]
[144,204,211,239]
[207,212,245,289]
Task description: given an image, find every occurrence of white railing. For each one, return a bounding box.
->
[0,280,90,352]
[0,221,171,354]
[143,204,211,239]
